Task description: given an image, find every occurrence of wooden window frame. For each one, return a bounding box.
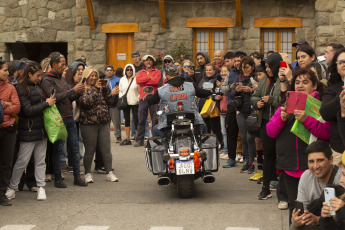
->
[192,28,227,63]
[260,28,295,59]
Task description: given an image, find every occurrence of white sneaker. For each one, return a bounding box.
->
[236,154,243,163]
[37,187,46,201]
[106,171,119,182]
[5,188,15,200]
[45,174,52,182]
[84,173,94,183]
[220,154,229,160]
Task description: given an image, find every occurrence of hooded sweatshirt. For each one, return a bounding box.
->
[194,52,210,86]
[119,64,139,106]
[159,55,175,87]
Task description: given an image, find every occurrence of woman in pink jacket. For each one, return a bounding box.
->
[266,67,330,224]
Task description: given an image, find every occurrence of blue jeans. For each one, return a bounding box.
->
[131,117,150,138]
[53,117,80,181]
[220,114,228,154]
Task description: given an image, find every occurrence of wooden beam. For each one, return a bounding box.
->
[254,17,302,28]
[186,17,234,28]
[236,0,241,26]
[159,0,166,28]
[85,0,95,30]
[102,23,139,33]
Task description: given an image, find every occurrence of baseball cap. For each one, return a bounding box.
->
[131,51,140,58]
[292,39,309,47]
[16,61,30,71]
[165,64,179,76]
[142,55,156,62]
[105,65,114,70]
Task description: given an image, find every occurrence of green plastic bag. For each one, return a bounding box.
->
[290,94,322,144]
[43,104,68,143]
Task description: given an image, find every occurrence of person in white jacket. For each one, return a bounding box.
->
[119,64,139,145]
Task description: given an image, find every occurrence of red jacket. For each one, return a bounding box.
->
[136,68,161,100]
[0,81,20,128]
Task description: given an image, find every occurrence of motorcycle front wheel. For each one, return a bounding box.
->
[177,175,194,198]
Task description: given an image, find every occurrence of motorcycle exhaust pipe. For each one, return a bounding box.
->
[202,174,215,184]
[158,177,170,186]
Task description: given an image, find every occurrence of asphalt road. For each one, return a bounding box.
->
[0,134,289,230]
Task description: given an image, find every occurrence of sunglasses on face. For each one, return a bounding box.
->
[164,60,172,63]
[126,69,133,71]
[184,65,191,68]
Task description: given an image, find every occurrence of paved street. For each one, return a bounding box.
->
[0,134,289,230]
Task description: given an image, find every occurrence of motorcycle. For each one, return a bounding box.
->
[144,111,219,198]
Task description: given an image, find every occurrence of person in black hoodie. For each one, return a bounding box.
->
[230,56,256,174]
[6,62,56,201]
[194,52,210,86]
[320,48,345,166]
[251,52,283,200]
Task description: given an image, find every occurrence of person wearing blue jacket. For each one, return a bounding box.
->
[104,65,122,143]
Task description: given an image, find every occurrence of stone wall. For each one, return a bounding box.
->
[0,0,76,62]
[0,0,338,68]
[315,0,345,55]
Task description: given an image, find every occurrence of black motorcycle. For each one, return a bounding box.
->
[145,111,219,198]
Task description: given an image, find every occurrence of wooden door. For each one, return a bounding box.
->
[106,33,134,69]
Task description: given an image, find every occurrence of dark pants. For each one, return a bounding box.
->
[0,125,17,196]
[123,105,138,128]
[282,171,300,226]
[137,99,158,141]
[203,116,223,147]
[226,110,239,160]
[53,117,80,181]
[260,120,277,189]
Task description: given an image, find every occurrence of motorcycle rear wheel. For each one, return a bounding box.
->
[177,175,194,198]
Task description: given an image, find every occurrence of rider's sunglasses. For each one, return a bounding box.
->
[164,60,172,64]
[183,65,191,68]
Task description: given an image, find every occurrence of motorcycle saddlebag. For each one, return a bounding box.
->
[201,134,219,172]
[146,138,167,175]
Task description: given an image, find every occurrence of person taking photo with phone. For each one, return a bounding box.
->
[78,66,118,183]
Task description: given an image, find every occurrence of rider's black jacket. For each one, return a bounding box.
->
[145,76,212,105]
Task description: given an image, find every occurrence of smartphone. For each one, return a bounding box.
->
[115,82,120,87]
[324,187,336,215]
[280,61,287,68]
[99,79,108,87]
[51,89,55,95]
[217,75,222,82]
[81,78,86,83]
[190,66,195,71]
[294,200,304,216]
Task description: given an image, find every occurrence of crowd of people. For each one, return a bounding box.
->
[1,39,345,229]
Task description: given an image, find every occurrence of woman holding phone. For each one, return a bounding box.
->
[6,62,56,201]
[267,67,329,224]
[78,66,118,183]
[230,56,256,174]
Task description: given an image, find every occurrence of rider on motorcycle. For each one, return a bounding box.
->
[145,64,213,137]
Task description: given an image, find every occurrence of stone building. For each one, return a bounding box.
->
[0,0,344,70]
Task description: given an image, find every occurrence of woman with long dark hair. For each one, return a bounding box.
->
[320,48,345,166]
[6,62,56,202]
[230,56,256,174]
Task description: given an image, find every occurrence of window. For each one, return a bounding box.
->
[193,29,227,63]
[261,28,295,62]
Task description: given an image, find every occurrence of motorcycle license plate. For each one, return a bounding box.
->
[176,160,195,175]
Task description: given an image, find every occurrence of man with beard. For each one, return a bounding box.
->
[194,52,210,86]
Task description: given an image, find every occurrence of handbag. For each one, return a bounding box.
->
[117,78,134,110]
[200,98,216,118]
[43,104,67,144]
[220,94,228,114]
[210,106,220,118]
[246,108,260,137]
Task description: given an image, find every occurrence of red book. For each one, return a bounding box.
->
[286,91,308,114]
